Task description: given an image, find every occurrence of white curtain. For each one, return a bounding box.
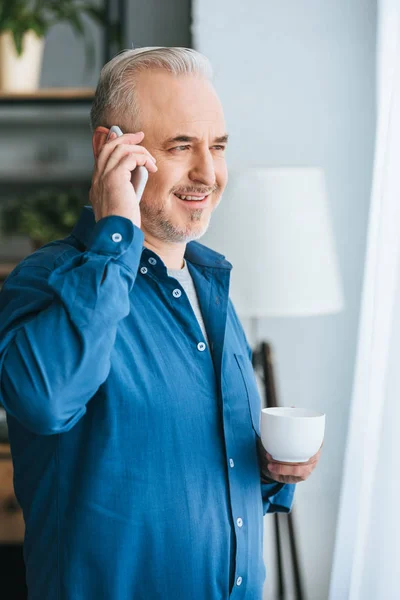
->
[329,2,400,598]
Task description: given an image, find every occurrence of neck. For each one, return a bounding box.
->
[143,232,186,270]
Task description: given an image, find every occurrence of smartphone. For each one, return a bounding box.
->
[106,125,149,203]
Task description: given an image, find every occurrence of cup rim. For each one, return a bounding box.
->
[261,407,325,419]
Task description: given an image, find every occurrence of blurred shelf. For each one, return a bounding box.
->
[0,105,92,124]
[0,171,92,184]
[0,88,95,105]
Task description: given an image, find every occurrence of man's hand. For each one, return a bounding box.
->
[257,437,323,484]
[89,130,158,228]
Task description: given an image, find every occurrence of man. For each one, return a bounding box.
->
[0,47,320,599]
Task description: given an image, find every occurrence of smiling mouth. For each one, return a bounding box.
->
[173,193,211,207]
[174,193,210,201]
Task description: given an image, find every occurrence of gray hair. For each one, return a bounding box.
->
[90,46,214,133]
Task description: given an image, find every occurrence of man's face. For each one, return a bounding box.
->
[130,70,228,243]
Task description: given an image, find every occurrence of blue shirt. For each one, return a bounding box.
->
[0,207,295,600]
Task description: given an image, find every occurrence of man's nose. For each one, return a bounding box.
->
[188,150,216,187]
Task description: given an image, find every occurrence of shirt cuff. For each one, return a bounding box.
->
[86,215,145,273]
[261,482,296,516]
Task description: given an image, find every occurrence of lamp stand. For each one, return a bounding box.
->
[252,341,305,600]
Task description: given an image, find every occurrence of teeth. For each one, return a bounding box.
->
[176,194,206,201]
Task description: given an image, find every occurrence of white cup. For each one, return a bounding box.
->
[261,407,325,463]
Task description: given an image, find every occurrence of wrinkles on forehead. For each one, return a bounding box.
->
[133,70,226,145]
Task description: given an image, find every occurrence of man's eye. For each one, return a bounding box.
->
[171,145,226,152]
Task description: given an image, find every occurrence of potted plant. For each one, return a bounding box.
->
[1,186,89,249]
[0,0,107,92]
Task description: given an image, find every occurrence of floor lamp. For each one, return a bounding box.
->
[202,167,344,599]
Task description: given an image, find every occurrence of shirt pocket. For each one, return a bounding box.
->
[234,353,262,438]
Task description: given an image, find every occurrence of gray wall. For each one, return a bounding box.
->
[193,1,376,598]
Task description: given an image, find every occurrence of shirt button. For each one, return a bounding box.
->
[197,342,206,352]
[229,459,235,468]
[236,577,243,586]
[140,267,148,275]
[172,289,182,298]
[111,233,122,243]
[148,257,157,265]
[237,517,243,528]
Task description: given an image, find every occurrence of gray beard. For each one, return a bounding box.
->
[140,203,210,243]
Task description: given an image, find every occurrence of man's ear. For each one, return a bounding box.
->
[92,126,110,160]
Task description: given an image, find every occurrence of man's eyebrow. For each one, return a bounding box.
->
[163,133,229,146]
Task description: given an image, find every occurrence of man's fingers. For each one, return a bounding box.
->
[268,463,306,477]
[272,475,305,485]
[103,153,158,185]
[103,144,156,176]
[268,462,314,481]
[107,131,145,145]
[97,132,154,172]
[120,153,158,174]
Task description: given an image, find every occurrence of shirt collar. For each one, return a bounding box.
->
[71,206,232,271]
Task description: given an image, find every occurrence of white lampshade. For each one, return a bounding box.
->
[201,167,344,318]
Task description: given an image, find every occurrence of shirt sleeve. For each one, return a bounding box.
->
[0,216,144,436]
[261,480,295,515]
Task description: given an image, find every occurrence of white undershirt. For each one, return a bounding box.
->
[167,259,210,347]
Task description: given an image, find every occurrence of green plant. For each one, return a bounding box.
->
[1,186,89,246]
[0,0,108,70]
